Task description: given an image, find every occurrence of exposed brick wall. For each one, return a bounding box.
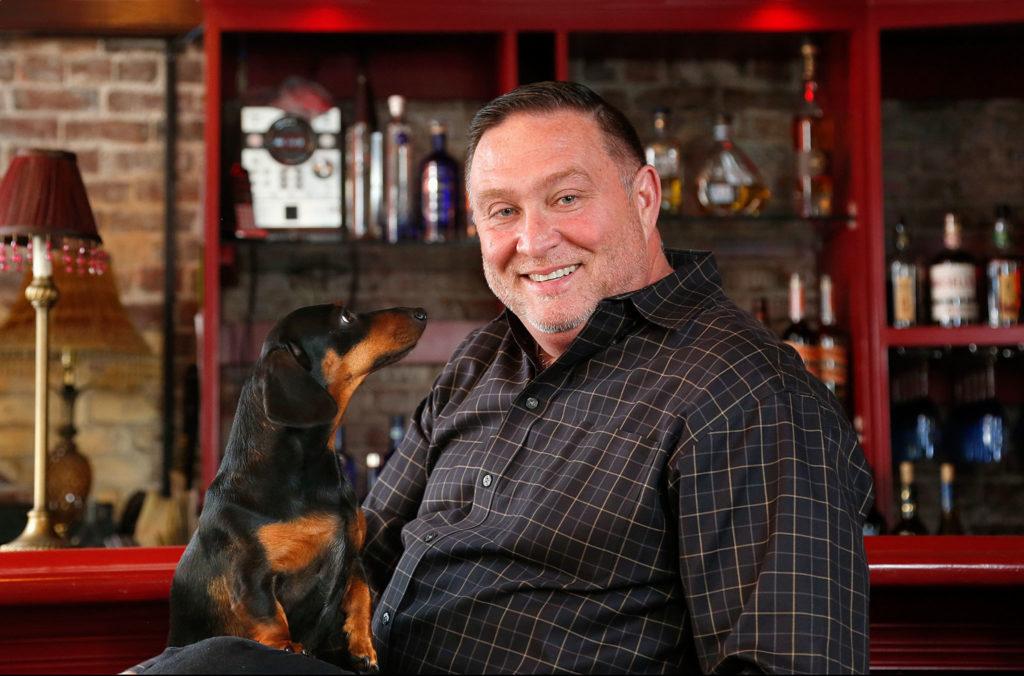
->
[0,36,204,506]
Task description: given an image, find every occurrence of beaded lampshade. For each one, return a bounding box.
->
[0,148,110,550]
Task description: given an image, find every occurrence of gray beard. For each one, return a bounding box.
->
[526,306,595,334]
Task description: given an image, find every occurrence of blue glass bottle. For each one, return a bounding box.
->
[890,350,941,464]
[951,348,1006,465]
[419,120,459,242]
[384,415,405,468]
[334,425,359,489]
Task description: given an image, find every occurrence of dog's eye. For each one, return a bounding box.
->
[339,310,354,325]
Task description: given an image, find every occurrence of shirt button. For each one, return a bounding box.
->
[424,533,435,543]
[525,396,539,410]
[382,611,391,625]
[482,474,493,488]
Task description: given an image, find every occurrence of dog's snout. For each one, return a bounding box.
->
[412,308,427,322]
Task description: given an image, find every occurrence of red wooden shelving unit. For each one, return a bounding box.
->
[1,1,1023,673]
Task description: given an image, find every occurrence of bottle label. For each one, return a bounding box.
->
[988,260,1021,324]
[893,274,917,325]
[422,162,457,241]
[818,344,847,389]
[785,341,820,377]
[930,262,978,323]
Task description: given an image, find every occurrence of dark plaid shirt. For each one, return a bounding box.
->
[363,249,873,674]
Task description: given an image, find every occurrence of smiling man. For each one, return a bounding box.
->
[362,82,874,674]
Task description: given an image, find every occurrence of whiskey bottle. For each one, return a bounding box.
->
[986,205,1021,327]
[793,39,834,218]
[383,95,414,243]
[817,274,848,405]
[419,120,459,242]
[894,461,929,535]
[696,113,769,216]
[929,212,979,326]
[782,273,819,377]
[644,107,683,215]
[752,297,770,326]
[937,462,965,535]
[888,217,919,328]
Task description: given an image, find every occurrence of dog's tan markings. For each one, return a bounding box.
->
[258,513,340,574]
[342,576,377,669]
[251,599,303,653]
[347,508,367,551]
[209,575,301,652]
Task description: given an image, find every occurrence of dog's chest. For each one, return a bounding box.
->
[257,512,342,574]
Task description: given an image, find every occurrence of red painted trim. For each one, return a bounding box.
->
[201,26,223,491]
[0,547,182,606]
[871,0,1024,29]
[0,540,1021,610]
[865,536,1024,586]
[554,31,569,82]
[500,30,518,92]
[884,325,1024,348]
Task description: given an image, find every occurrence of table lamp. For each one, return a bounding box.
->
[0,259,151,538]
[0,149,108,551]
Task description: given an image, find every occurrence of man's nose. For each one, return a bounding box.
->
[515,209,559,258]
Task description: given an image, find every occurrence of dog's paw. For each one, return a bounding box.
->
[282,641,306,654]
[348,652,379,674]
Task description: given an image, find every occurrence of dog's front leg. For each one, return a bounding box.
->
[341,510,377,672]
[229,549,303,654]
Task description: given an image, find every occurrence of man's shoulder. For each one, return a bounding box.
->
[654,297,819,405]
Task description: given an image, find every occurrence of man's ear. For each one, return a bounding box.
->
[260,348,338,428]
[632,164,662,237]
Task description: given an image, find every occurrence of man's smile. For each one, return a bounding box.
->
[525,264,580,283]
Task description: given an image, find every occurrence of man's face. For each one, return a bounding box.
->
[468,110,654,337]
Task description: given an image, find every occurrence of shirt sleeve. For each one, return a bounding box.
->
[670,387,873,675]
[361,390,435,596]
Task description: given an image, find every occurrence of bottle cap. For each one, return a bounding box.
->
[429,119,448,135]
[940,462,955,484]
[943,212,961,248]
[366,452,381,469]
[387,95,406,119]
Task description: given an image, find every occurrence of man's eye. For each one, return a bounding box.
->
[494,207,516,218]
[557,194,578,206]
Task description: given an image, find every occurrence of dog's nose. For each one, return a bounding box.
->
[412,308,428,322]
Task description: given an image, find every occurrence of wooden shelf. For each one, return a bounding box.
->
[884,325,1024,348]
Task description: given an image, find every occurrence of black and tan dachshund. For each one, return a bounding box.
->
[168,303,427,672]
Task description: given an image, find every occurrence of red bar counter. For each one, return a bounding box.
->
[0,538,1021,673]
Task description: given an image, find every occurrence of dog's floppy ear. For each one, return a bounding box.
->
[261,348,338,428]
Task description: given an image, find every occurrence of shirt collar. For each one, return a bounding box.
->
[615,249,725,330]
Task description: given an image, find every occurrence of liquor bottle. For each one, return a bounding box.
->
[953,347,1006,464]
[752,297,770,326]
[419,120,459,242]
[696,113,769,216]
[365,452,382,497]
[937,462,965,534]
[333,425,359,489]
[793,39,834,218]
[890,350,941,464]
[383,95,414,243]
[345,71,381,240]
[384,414,405,468]
[817,274,848,405]
[894,461,929,535]
[929,212,979,327]
[644,107,683,216]
[782,273,819,377]
[986,205,1021,327]
[888,216,919,328]
[863,500,887,536]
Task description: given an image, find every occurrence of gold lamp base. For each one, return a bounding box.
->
[0,509,66,551]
